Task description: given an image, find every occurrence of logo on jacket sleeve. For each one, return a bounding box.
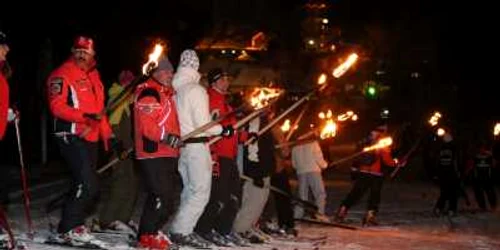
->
[50,77,63,96]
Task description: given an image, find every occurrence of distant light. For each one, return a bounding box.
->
[231,50,236,54]
[322,18,329,24]
[221,50,226,54]
[375,70,385,75]
[368,86,376,96]
[330,44,336,51]
[308,39,315,45]
[411,72,420,78]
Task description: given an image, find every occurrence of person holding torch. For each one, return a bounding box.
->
[334,124,405,226]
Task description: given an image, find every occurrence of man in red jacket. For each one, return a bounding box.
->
[334,124,405,226]
[195,68,249,247]
[133,57,182,249]
[47,36,117,245]
[0,30,20,249]
[0,31,15,141]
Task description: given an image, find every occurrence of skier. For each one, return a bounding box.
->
[93,70,138,235]
[291,132,329,221]
[466,140,497,212]
[0,30,21,250]
[133,57,183,249]
[334,124,405,226]
[194,68,249,247]
[169,50,234,248]
[46,36,122,245]
[233,109,282,243]
[433,131,461,216]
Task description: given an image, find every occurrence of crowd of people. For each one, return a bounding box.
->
[0,33,498,250]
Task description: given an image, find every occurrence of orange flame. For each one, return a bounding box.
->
[318,109,336,139]
[494,123,500,136]
[281,119,291,132]
[429,111,442,127]
[333,53,359,78]
[142,44,164,75]
[363,137,393,152]
[317,73,327,85]
[320,119,337,139]
[249,87,283,109]
[337,110,357,122]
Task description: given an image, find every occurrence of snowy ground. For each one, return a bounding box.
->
[4,175,500,249]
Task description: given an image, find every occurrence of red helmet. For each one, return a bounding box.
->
[72,36,95,55]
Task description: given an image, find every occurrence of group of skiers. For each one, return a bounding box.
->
[1,32,499,250]
[0,34,327,249]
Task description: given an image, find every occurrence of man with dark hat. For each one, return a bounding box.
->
[133,56,182,249]
[195,68,249,247]
[46,35,121,245]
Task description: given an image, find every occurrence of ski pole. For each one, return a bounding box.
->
[14,118,34,239]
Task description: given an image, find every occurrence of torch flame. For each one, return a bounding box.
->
[437,128,446,137]
[142,44,164,75]
[249,87,283,109]
[363,137,393,152]
[281,119,291,132]
[333,53,359,78]
[320,119,337,139]
[494,123,500,137]
[429,111,442,127]
[337,110,357,122]
[317,73,327,85]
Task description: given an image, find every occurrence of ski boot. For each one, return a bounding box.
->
[222,231,251,247]
[169,232,213,249]
[362,210,379,227]
[333,206,348,223]
[200,229,235,247]
[138,231,177,250]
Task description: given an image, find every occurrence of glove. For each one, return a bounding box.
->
[253,177,265,188]
[109,137,126,159]
[220,125,234,138]
[212,161,221,178]
[7,108,17,122]
[163,134,182,148]
[247,132,258,143]
[83,113,102,121]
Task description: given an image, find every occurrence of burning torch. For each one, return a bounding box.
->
[206,87,284,146]
[80,43,165,140]
[327,137,394,167]
[245,53,359,146]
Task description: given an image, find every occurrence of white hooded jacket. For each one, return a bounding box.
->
[172,66,222,137]
[291,140,328,174]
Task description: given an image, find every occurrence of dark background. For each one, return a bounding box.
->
[0,0,497,168]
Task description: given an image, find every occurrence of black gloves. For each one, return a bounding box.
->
[221,125,234,138]
[109,137,127,159]
[253,177,265,188]
[248,132,258,143]
[83,113,101,121]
